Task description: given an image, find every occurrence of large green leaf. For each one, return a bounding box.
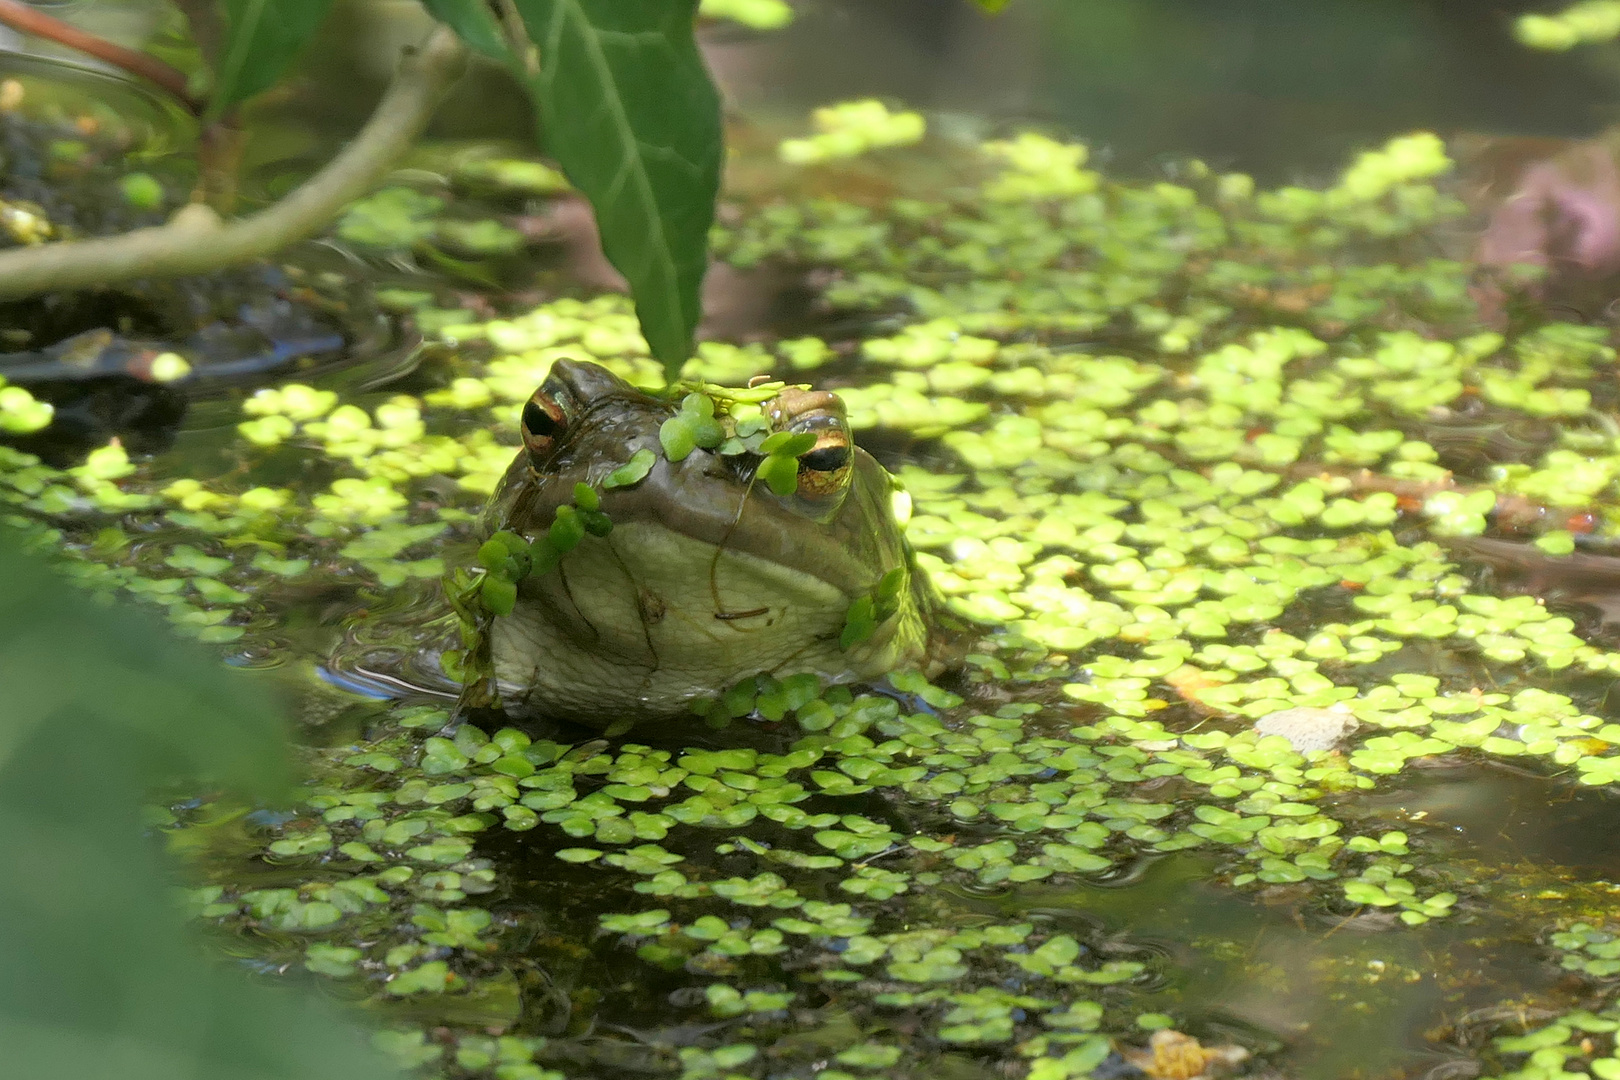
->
[0,539,395,1080]
[420,0,511,60]
[510,0,722,379]
[212,0,337,111]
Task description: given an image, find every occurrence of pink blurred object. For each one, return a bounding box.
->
[1473,134,1620,322]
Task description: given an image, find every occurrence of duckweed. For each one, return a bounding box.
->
[1517,1,1620,49]
[778,100,926,165]
[8,121,1620,1080]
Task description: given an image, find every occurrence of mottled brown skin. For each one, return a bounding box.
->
[479,359,935,727]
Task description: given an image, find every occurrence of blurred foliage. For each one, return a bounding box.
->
[699,0,796,31]
[211,0,337,112]
[1517,0,1620,50]
[0,536,395,1080]
[14,0,721,381]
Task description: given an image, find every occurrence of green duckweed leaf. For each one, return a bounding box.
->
[758,431,817,456]
[659,416,698,462]
[550,505,586,552]
[603,448,657,489]
[757,453,800,496]
[555,848,603,863]
[840,595,876,650]
[480,574,518,616]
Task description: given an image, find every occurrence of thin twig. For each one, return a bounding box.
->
[0,0,205,115]
[0,26,468,299]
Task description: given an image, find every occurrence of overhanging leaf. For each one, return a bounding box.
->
[969,0,1015,11]
[213,0,337,112]
[510,0,722,380]
[420,0,512,60]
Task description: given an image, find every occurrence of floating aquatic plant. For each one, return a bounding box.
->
[7,123,1620,1079]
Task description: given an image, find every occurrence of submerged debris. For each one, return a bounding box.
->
[1253,705,1361,753]
[1122,1030,1250,1080]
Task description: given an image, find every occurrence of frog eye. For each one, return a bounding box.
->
[521,389,568,460]
[795,430,853,498]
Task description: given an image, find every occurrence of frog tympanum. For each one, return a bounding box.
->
[473,359,934,726]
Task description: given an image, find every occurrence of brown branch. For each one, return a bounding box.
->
[0,0,205,115]
[0,26,468,298]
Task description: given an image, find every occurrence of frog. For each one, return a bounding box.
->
[472,358,936,727]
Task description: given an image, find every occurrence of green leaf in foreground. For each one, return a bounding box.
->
[510,0,722,380]
[213,0,337,111]
[421,0,513,59]
[0,538,394,1080]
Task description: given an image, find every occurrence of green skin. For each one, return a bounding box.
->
[480,359,935,727]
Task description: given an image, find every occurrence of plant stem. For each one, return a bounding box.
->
[0,26,468,300]
[0,0,204,115]
[195,115,246,213]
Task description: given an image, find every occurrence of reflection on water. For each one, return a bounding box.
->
[898,764,1620,1080]
[729,0,1620,180]
[27,1,1620,193]
[453,756,1618,1080]
[1367,765,1620,881]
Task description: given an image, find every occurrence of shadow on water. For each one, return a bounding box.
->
[446,759,1620,1080]
[883,762,1620,1080]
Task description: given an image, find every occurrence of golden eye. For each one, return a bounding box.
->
[795,431,852,498]
[761,387,856,501]
[521,389,568,461]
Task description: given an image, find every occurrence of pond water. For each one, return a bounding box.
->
[9,5,1620,1080]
